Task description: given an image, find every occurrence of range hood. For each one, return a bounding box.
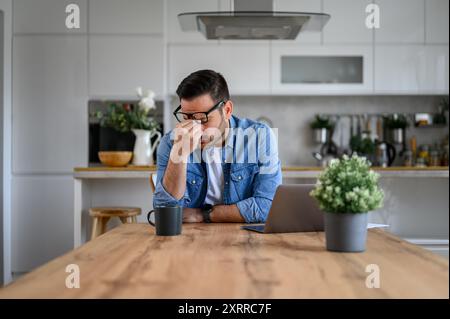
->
[178,0,330,40]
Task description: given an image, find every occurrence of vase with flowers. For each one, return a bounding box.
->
[95,87,161,166]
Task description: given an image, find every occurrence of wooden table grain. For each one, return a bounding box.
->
[1,224,448,299]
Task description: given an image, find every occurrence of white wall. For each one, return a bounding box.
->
[0,0,12,285]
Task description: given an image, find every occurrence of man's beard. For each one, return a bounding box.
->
[201,116,228,149]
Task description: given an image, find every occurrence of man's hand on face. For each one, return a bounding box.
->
[171,120,203,162]
[183,208,203,223]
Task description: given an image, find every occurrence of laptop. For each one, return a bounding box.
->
[241,184,324,233]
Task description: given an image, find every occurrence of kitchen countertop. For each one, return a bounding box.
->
[0,224,448,299]
[73,166,449,179]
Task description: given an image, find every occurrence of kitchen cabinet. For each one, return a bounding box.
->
[323,0,373,44]
[375,0,425,44]
[425,0,449,44]
[271,45,374,95]
[273,0,322,44]
[12,36,88,174]
[168,43,271,95]
[89,35,164,97]
[375,45,449,94]
[219,0,231,11]
[13,0,87,34]
[12,176,74,272]
[89,0,163,34]
[167,0,220,43]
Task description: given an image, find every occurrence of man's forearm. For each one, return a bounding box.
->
[162,155,187,200]
[210,204,246,223]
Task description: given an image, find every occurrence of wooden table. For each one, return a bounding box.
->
[1,224,448,299]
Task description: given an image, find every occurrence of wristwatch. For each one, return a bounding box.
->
[201,204,214,223]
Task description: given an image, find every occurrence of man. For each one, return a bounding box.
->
[153,70,282,223]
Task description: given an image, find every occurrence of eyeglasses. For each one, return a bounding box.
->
[173,100,226,124]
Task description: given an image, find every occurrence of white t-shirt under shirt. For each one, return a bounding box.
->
[203,146,224,205]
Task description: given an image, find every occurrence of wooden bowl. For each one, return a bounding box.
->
[98,151,133,167]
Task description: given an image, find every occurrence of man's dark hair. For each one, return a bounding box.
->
[176,70,230,103]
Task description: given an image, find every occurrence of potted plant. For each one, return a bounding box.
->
[310,115,334,144]
[94,87,161,165]
[433,97,449,126]
[385,114,409,145]
[310,154,384,252]
[95,103,135,152]
[350,134,376,163]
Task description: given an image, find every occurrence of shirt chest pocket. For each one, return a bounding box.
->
[230,164,258,200]
[186,170,204,203]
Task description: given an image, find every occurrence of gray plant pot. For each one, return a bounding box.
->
[325,212,368,252]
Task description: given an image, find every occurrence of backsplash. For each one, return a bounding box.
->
[234,96,449,166]
[171,95,449,166]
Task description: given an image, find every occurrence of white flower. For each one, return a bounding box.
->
[310,154,384,213]
[329,158,339,166]
[136,87,156,112]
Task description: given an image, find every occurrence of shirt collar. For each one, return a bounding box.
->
[225,116,237,150]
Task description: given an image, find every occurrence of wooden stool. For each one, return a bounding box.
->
[89,207,141,240]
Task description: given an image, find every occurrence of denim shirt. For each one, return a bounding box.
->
[153,115,282,223]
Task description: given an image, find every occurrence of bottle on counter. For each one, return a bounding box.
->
[410,136,417,163]
[442,145,449,167]
[403,150,414,167]
[415,157,427,168]
[429,150,441,167]
[418,144,430,166]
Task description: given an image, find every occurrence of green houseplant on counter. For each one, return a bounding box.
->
[350,134,376,163]
[310,154,384,252]
[310,115,334,144]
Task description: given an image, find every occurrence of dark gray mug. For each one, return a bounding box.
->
[147,206,182,236]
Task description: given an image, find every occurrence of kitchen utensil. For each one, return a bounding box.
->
[356,115,362,136]
[376,116,383,141]
[313,128,329,144]
[375,141,396,167]
[98,151,133,167]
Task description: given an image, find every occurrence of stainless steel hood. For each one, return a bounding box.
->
[178,0,330,40]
